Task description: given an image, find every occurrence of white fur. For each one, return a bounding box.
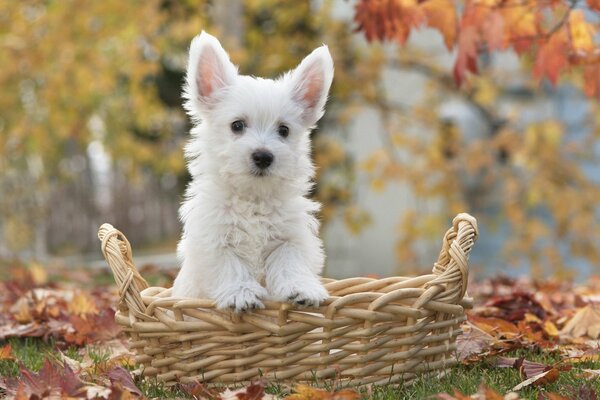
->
[173,32,334,312]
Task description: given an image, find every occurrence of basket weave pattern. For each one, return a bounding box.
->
[98,213,478,386]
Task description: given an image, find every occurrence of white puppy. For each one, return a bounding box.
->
[172,32,333,313]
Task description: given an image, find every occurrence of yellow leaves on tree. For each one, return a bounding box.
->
[569,11,596,54]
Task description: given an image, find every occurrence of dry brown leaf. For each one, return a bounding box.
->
[468,315,520,339]
[285,384,360,400]
[544,393,571,400]
[561,305,600,339]
[566,353,600,364]
[579,369,600,380]
[68,291,99,317]
[512,368,560,391]
[0,344,13,360]
[28,263,48,286]
[542,321,559,337]
[11,297,32,324]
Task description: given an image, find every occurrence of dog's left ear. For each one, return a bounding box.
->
[288,46,334,126]
[183,31,238,119]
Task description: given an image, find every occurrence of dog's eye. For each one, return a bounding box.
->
[278,124,289,138]
[231,120,246,133]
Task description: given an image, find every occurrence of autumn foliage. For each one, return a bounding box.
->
[355,0,600,97]
[1,266,600,399]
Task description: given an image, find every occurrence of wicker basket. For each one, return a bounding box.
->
[98,213,477,386]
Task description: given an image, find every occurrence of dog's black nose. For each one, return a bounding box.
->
[251,150,274,169]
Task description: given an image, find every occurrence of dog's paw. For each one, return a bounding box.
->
[272,279,328,308]
[215,284,267,313]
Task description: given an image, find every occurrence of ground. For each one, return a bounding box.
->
[0,264,598,399]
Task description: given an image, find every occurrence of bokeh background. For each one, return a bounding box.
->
[2,0,600,281]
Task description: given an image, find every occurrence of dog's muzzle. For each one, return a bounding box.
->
[251,150,274,170]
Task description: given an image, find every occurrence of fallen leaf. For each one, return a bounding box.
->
[0,344,14,360]
[512,368,560,391]
[572,384,598,400]
[468,315,520,338]
[68,291,99,317]
[180,380,222,399]
[543,393,571,400]
[285,384,360,400]
[28,263,48,286]
[456,323,494,361]
[580,369,600,380]
[107,366,142,397]
[561,305,600,339]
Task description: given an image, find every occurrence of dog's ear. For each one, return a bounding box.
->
[288,45,334,126]
[184,31,238,118]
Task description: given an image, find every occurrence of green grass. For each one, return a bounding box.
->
[1,338,599,399]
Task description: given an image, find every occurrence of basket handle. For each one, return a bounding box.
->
[425,213,478,301]
[98,223,149,319]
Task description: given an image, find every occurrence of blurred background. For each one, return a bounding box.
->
[1,0,599,281]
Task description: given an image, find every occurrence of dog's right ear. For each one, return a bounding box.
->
[183,32,238,119]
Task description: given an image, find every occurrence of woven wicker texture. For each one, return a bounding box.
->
[98,213,478,386]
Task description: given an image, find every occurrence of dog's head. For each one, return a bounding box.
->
[183,32,333,191]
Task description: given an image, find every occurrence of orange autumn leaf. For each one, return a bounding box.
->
[453,25,479,85]
[542,320,559,337]
[468,314,520,338]
[587,0,600,10]
[285,384,360,400]
[68,291,99,318]
[500,4,539,53]
[421,0,457,49]
[0,344,14,360]
[533,29,570,84]
[583,64,600,99]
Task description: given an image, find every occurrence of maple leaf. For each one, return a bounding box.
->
[533,29,570,84]
[285,384,360,400]
[481,11,505,51]
[453,25,479,85]
[512,368,560,391]
[435,384,507,400]
[0,359,86,399]
[68,290,99,318]
[587,0,600,10]
[220,382,278,400]
[568,11,595,54]
[420,0,457,49]
[572,384,599,400]
[456,323,495,361]
[484,292,546,321]
[583,64,600,100]
[0,344,14,360]
[560,305,600,339]
[107,367,142,397]
[468,314,521,339]
[500,4,539,53]
[180,381,222,399]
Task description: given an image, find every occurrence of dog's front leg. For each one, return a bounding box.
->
[266,242,328,308]
[210,251,267,313]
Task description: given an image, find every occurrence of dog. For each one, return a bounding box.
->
[172,32,333,313]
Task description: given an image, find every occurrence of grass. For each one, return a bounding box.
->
[1,338,598,399]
